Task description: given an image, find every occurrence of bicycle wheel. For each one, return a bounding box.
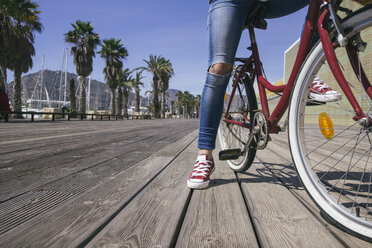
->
[289,6,372,240]
[218,66,258,172]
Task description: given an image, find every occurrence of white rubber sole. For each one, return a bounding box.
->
[309,92,342,102]
[187,179,210,189]
[187,167,215,189]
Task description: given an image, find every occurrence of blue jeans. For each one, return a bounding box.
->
[198,0,309,150]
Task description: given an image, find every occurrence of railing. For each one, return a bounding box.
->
[0,111,151,122]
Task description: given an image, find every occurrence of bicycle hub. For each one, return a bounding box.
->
[359,116,371,128]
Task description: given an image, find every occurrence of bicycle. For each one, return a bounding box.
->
[217,0,372,240]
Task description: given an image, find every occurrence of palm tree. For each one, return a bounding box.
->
[116,85,122,115]
[177,91,195,118]
[69,78,77,115]
[181,91,190,118]
[189,94,197,118]
[98,38,128,115]
[0,67,5,93]
[141,55,173,118]
[0,1,16,91]
[0,0,42,117]
[195,94,201,118]
[159,60,173,118]
[117,68,133,118]
[132,70,144,113]
[186,91,197,118]
[175,91,184,117]
[65,20,100,115]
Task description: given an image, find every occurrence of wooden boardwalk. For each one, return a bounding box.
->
[0,119,370,247]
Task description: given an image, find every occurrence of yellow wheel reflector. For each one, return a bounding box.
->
[224,92,227,102]
[318,112,334,140]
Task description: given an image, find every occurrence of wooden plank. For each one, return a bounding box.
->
[176,148,259,247]
[0,126,140,156]
[0,130,198,247]
[0,136,168,235]
[0,119,191,153]
[84,136,199,248]
[0,120,198,201]
[0,120,197,163]
[0,123,168,180]
[0,120,197,234]
[238,161,344,247]
[0,121,126,142]
[255,132,372,247]
[0,131,140,177]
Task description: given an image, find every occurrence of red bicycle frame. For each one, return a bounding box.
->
[224,0,371,133]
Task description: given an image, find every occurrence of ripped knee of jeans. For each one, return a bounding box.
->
[205,70,231,89]
[208,63,233,75]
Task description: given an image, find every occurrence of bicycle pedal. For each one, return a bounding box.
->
[219,149,242,160]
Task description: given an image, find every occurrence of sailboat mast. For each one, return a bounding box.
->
[40,55,45,109]
[58,45,66,108]
[64,47,68,105]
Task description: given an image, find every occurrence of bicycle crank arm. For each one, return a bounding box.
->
[244,131,258,151]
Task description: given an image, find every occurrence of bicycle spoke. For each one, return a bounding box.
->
[302,131,359,143]
[312,128,368,169]
[315,133,368,184]
[325,134,366,196]
[351,144,371,216]
[304,99,357,114]
[367,155,372,220]
[304,122,358,156]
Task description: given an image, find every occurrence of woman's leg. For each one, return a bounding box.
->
[188,0,253,189]
[198,0,253,154]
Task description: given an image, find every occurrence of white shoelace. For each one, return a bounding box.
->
[312,77,332,91]
[191,160,213,178]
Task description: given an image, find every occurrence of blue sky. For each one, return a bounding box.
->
[10,0,308,95]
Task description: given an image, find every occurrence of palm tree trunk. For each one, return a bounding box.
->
[12,69,23,118]
[0,65,7,93]
[151,80,160,118]
[110,87,116,115]
[69,78,77,115]
[135,89,140,113]
[160,90,166,118]
[123,88,129,118]
[116,87,123,115]
[78,76,86,114]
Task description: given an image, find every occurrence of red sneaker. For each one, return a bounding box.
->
[309,77,342,102]
[187,155,215,189]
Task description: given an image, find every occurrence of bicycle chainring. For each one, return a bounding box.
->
[252,111,269,150]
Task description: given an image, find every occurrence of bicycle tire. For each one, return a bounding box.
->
[288,5,372,240]
[218,68,258,172]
